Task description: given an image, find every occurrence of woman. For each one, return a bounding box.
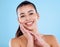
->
[10,1,59,47]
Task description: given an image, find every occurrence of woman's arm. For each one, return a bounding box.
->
[27,39,34,47]
[20,24,34,47]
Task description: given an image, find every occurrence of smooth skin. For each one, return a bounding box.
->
[9,5,59,47]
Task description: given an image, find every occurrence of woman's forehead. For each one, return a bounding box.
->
[17,5,36,14]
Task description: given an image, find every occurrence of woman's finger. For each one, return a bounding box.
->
[20,24,33,39]
[20,24,29,34]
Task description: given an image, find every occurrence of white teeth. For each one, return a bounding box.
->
[27,22,33,25]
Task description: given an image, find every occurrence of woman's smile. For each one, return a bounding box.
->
[25,21,34,27]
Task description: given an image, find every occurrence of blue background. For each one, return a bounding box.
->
[0,0,60,47]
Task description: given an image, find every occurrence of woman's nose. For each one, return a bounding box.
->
[25,16,31,21]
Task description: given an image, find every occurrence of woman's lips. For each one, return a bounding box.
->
[25,21,34,26]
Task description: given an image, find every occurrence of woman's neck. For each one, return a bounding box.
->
[32,25,39,34]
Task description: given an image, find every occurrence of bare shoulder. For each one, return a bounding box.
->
[9,36,23,47]
[42,35,57,44]
[42,35,59,47]
[43,35,56,40]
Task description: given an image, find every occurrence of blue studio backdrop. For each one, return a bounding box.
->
[0,0,60,47]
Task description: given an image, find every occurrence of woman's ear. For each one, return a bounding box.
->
[18,18,22,24]
[18,17,21,24]
[18,18,19,23]
[37,13,40,20]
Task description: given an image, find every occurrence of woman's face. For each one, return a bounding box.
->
[17,5,39,30]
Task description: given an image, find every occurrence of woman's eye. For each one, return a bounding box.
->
[20,15,25,18]
[29,13,33,15]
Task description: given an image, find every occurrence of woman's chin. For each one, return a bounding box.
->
[25,26,33,31]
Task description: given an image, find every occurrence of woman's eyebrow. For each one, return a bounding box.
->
[20,13,24,15]
[20,10,33,15]
[28,10,33,13]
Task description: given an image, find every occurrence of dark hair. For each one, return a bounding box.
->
[16,1,37,13]
[16,1,37,37]
[16,26,23,37]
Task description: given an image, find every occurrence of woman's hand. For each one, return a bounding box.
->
[29,31,50,47]
[20,24,34,47]
[20,24,50,47]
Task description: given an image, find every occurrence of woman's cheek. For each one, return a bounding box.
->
[20,20,25,25]
[20,21,24,24]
